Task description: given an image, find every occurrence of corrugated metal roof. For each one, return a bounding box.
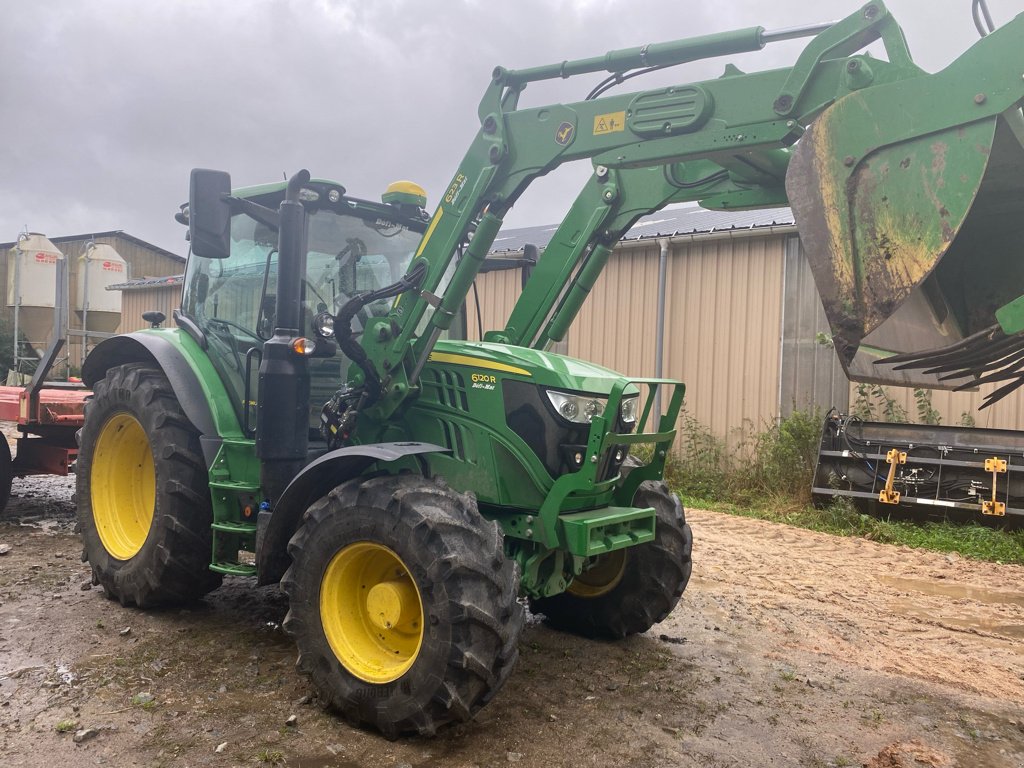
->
[108,274,184,291]
[489,205,795,253]
[0,231,185,262]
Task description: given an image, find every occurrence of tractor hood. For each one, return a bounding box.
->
[426,340,632,394]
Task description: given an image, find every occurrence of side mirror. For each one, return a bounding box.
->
[189,169,232,259]
[142,311,166,328]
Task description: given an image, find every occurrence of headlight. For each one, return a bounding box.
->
[546,390,607,424]
[313,311,335,338]
[620,394,639,424]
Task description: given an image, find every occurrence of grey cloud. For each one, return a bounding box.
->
[0,0,1012,253]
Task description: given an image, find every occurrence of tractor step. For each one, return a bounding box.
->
[211,521,258,534]
[210,562,257,576]
[559,505,656,557]
[208,480,261,493]
[211,520,258,577]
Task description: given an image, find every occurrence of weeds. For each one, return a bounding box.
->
[668,411,733,500]
[55,719,77,733]
[914,389,941,426]
[666,408,820,506]
[851,383,907,423]
[256,748,286,765]
[862,709,885,725]
[132,692,157,710]
[957,713,981,741]
[746,409,821,502]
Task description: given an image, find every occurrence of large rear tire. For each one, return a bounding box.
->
[76,363,222,607]
[531,476,692,639]
[282,474,523,738]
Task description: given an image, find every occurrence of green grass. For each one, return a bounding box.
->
[255,748,286,765]
[679,493,1024,565]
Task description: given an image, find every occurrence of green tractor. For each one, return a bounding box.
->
[78,171,689,736]
[76,1,1024,737]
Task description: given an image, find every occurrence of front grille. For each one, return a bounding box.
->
[422,369,469,412]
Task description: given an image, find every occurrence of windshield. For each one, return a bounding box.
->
[305,209,424,317]
[181,207,425,429]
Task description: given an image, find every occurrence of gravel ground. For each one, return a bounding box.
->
[0,453,1022,767]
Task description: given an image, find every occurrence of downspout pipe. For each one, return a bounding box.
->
[653,238,669,428]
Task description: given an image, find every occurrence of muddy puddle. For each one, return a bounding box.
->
[878,575,1024,607]
[878,574,1024,643]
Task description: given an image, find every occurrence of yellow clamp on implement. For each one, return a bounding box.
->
[878,448,907,505]
[981,457,1007,516]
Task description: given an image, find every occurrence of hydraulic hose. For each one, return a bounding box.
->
[333,260,428,403]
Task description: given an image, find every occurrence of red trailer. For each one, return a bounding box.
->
[0,339,88,513]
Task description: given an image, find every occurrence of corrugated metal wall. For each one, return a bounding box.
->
[470,233,788,447]
[779,235,850,417]
[622,234,784,447]
[467,228,1024,442]
[570,242,662,381]
[120,284,183,334]
[847,379,1024,431]
[465,269,522,340]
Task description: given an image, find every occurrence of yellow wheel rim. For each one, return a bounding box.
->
[568,549,627,598]
[90,413,156,561]
[320,542,424,684]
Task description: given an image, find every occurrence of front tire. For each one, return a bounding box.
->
[282,475,523,738]
[531,477,692,639]
[76,364,221,607]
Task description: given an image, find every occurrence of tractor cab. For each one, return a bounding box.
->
[177,177,447,436]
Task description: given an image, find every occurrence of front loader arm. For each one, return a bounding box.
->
[358,2,911,423]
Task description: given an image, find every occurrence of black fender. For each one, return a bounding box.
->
[255,442,448,585]
[82,334,222,466]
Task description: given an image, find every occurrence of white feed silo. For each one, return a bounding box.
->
[7,233,65,357]
[75,242,126,333]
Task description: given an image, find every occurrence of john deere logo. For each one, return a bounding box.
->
[555,121,575,146]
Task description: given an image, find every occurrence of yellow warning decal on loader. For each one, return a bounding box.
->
[593,111,626,136]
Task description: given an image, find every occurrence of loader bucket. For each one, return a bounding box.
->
[787,14,1024,390]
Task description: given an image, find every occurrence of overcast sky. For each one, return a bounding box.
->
[2,0,1018,257]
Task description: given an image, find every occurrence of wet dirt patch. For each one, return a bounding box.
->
[1,502,1023,766]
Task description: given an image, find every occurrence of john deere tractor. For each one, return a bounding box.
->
[77,1,1024,736]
